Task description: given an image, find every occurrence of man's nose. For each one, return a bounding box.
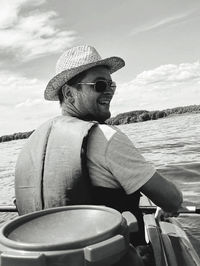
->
[105,85,115,94]
[103,89,115,97]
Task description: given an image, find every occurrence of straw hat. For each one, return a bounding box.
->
[44,45,125,101]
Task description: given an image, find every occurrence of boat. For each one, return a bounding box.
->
[0,198,199,266]
[140,196,200,266]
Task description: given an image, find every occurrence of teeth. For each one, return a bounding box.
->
[99,101,109,104]
[99,99,110,104]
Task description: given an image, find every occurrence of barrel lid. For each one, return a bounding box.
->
[0,206,125,251]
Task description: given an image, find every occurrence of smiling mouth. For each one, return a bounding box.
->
[98,100,110,105]
[98,97,112,105]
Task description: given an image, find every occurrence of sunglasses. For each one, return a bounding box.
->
[77,80,116,93]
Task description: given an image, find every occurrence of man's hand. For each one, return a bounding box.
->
[155,207,179,220]
[155,205,190,220]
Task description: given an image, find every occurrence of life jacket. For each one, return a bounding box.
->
[15,115,96,215]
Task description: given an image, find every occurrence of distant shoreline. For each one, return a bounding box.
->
[106,104,200,125]
[0,104,200,143]
[165,112,200,118]
[0,130,34,143]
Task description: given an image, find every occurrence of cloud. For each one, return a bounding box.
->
[0,71,45,105]
[111,61,200,114]
[0,69,59,117]
[0,0,46,28]
[0,69,60,135]
[0,103,59,136]
[15,98,43,108]
[0,0,77,61]
[134,61,200,85]
[130,10,196,36]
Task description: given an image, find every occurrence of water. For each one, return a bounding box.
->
[119,113,200,204]
[119,113,200,254]
[0,113,200,251]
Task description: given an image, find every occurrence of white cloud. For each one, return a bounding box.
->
[111,61,200,115]
[0,0,46,28]
[0,70,60,114]
[15,98,43,108]
[0,103,59,136]
[130,10,196,36]
[0,71,45,105]
[0,70,60,135]
[0,0,77,61]
[134,62,200,85]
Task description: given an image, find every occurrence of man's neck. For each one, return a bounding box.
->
[62,103,94,122]
[61,104,105,123]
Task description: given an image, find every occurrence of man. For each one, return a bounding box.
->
[15,45,182,245]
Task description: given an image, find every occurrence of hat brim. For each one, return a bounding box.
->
[44,56,125,101]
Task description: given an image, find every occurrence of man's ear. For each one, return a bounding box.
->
[62,85,74,103]
[62,85,71,99]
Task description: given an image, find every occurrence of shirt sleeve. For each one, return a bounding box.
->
[105,129,156,194]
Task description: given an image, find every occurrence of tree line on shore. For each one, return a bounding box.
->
[0,104,200,142]
[0,130,34,143]
[106,104,200,125]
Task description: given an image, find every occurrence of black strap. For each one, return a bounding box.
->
[91,186,146,245]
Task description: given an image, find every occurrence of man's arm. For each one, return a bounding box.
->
[140,171,183,213]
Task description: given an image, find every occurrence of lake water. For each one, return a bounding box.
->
[0,113,200,252]
[119,113,200,254]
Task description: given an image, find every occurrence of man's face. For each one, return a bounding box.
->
[72,66,115,122]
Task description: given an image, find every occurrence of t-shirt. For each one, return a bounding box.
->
[87,124,156,195]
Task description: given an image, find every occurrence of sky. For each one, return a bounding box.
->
[1,0,200,135]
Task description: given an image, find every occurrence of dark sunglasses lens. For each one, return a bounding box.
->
[95,81,107,92]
